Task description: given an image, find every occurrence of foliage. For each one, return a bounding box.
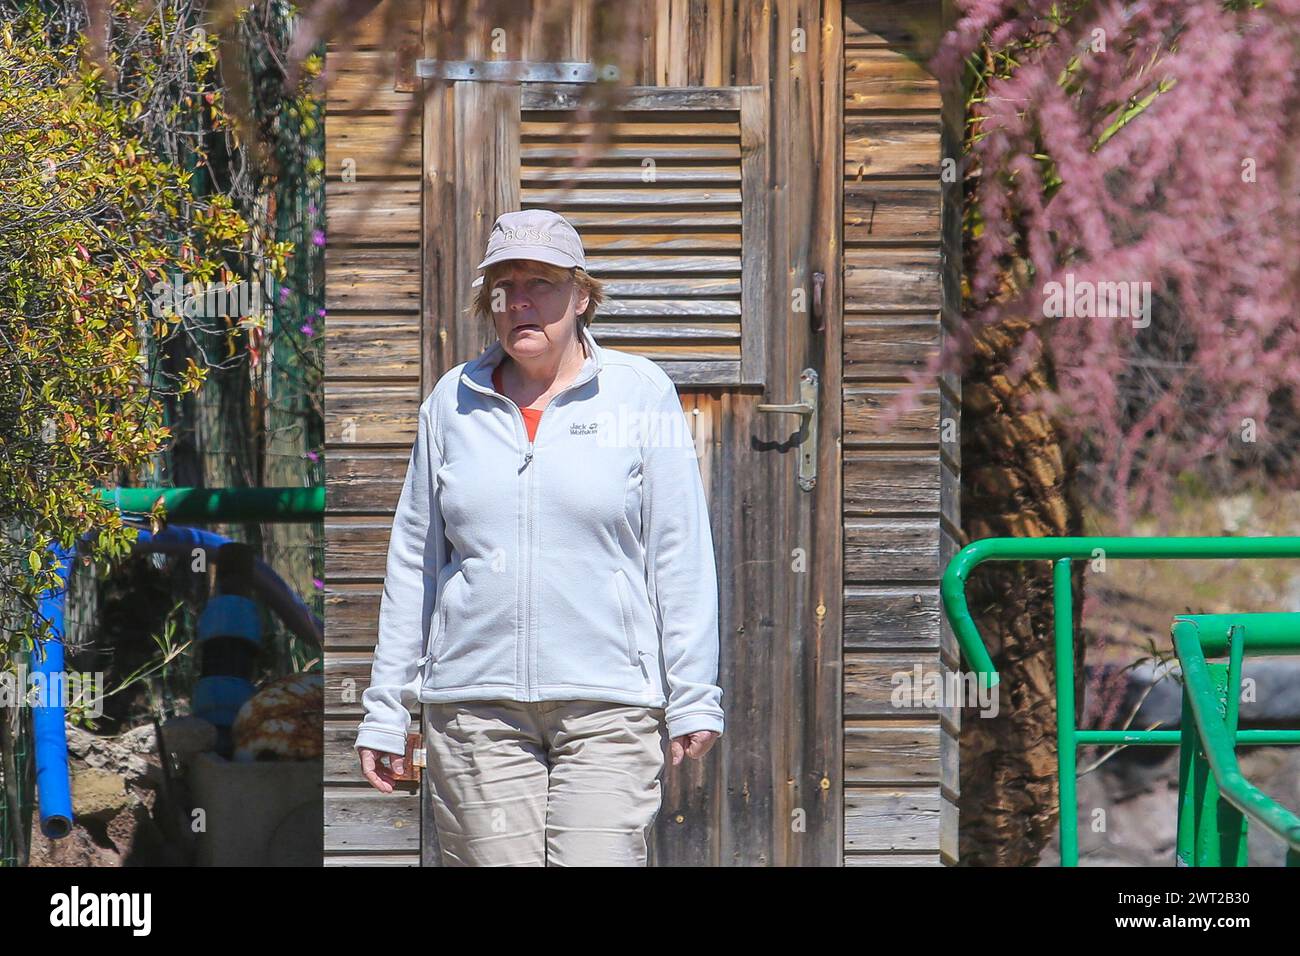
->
[0,21,258,658]
[933,0,1300,525]
[0,0,336,679]
[84,598,193,730]
[22,0,317,455]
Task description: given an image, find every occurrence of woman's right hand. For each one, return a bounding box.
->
[358,746,406,793]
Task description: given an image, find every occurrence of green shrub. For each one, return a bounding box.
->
[0,22,266,658]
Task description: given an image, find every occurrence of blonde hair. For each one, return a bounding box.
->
[471,260,605,329]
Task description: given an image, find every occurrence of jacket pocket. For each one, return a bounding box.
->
[429,598,450,663]
[613,569,639,668]
[424,566,459,668]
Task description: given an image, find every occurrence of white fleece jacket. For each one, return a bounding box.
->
[354,323,725,755]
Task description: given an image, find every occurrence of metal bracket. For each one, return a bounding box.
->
[415,59,616,83]
[757,368,819,491]
[811,271,826,332]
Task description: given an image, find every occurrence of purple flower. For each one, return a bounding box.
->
[311,230,326,247]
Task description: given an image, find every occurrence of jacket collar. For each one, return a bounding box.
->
[461,322,604,397]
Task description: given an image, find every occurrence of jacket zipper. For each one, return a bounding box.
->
[416,570,452,670]
[460,340,601,699]
[613,569,643,672]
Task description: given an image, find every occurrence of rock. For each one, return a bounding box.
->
[1092,659,1300,730]
[65,723,154,784]
[28,722,176,866]
[71,768,134,820]
[159,714,218,758]
[1216,495,1255,534]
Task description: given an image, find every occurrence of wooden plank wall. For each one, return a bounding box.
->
[841,0,961,865]
[323,0,426,866]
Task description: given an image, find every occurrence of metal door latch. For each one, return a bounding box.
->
[756,368,819,491]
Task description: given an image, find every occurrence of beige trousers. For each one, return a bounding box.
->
[423,699,667,866]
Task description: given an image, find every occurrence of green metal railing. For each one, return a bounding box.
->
[94,486,325,524]
[941,536,1300,866]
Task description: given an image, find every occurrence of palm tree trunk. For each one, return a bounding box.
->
[958,315,1085,866]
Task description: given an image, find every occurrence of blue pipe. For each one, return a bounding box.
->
[32,539,76,839]
[128,524,323,644]
[132,523,235,557]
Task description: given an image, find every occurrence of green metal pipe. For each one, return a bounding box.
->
[94,487,325,523]
[1172,614,1300,655]
[1175,688,1200,866]
[942,536,1300,686]
[1053,558,1078,866]
[1171,620,1300,854]
[1226,625,1244,736]
[942,537,1300,866]
[1076,729,1300,746]
[1204,661,1248,864]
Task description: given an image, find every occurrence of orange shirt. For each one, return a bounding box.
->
[493,362,543,442]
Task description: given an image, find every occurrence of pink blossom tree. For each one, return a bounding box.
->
[929,0,1300,865]
[936,0,1300,524]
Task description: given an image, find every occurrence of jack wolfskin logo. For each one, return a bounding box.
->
[570,421,599,436]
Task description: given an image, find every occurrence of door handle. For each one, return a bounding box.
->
[756,368,819,491]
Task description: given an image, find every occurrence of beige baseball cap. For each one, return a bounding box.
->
[470,209,587,288]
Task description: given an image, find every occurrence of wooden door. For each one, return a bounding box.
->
[417,46,842,865]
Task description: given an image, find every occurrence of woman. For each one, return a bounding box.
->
[354,208,725,866]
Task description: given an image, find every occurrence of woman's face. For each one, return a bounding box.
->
[487,260,590,361]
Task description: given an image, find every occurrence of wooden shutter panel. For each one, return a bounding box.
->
[513,85,769,386]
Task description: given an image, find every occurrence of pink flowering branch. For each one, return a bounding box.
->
[919,0,1300,523]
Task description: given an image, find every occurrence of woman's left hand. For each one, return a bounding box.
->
[670,730,720,765]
